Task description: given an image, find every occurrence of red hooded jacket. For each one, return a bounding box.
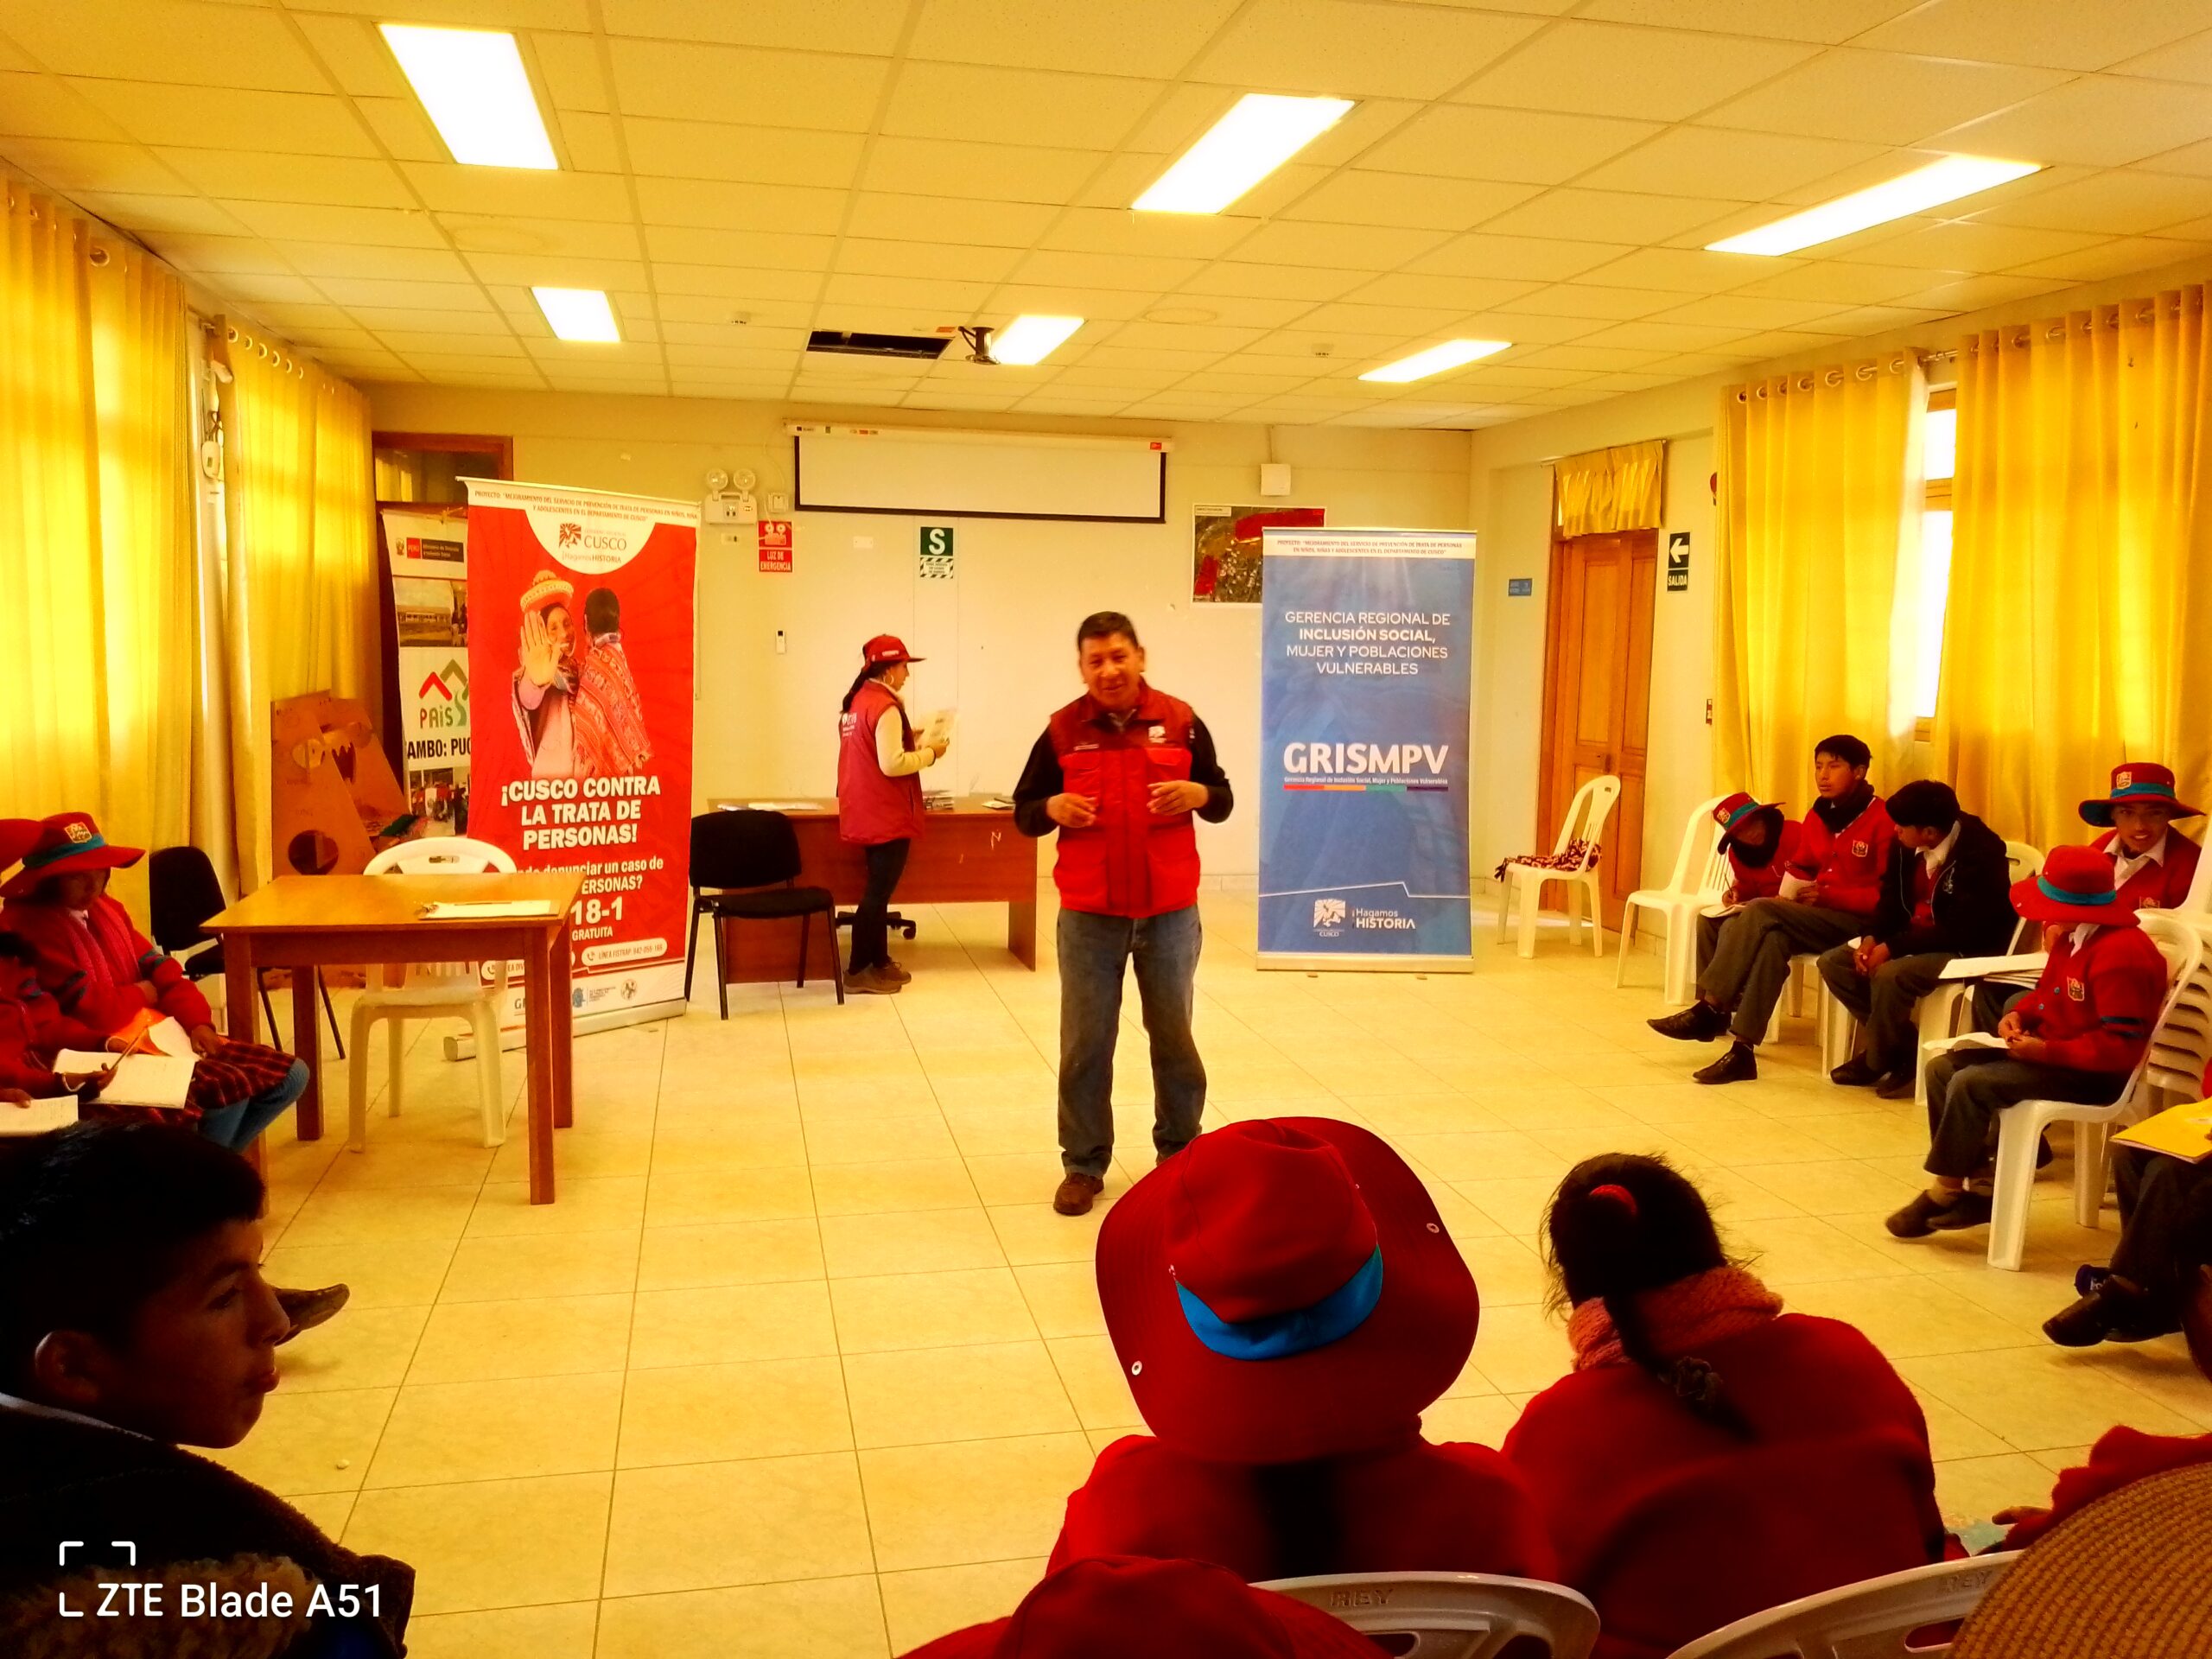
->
[1504,1314,1942,1659]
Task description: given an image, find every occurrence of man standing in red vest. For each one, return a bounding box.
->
[1014,613,1235,1216]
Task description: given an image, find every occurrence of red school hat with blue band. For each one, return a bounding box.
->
[0,812,145,899]
[2077,761,2202,827]
[1712,791,1785,847]
[2011,844,2145,929]
[1095,1116,1477,1465]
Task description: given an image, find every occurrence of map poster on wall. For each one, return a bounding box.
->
[381,505,471,836]
[1192,504,1325,604]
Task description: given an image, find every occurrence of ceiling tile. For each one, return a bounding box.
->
[1103,321,1268,354]
[1277,172,1541,232]
[818,272,994,317]
[1179,262,1369,301]
[1185,0,1541,99]
[1407,233,1631,283]
[1802,302,1953,336]
[208,273,327,306]
[1478,188,1749,246]
[1577,319,1756,353]
[1695,49,2069,146]
[1362,105,1662,187]
[1931,75,2212,167]
[68,82,378,156]
[3,137,179,194]
[988,284,1156,322]
[1572,0,1921,47]
[1507,343,1673,372]
[376,332,531,356]
[340,307,518,336]
[644,225,837,269]
[1040,207,1254,260]
[1729,259,1950,304]
[1573,127,1889,202]
[550,111,624,175]
[2115,28,2212,85]
[1451,308,1608,344]
[0,0,329,91]
[907,0,1241,77]
[2007,235,2212,282]
[623,120,866,188]
[1337,272,1541,312]
[1573,245,1784,291]
[402,164,635,220]
[1224,220,1449,270]
[1831,220,2111,271]
[1294,301,1467,335]
[1886,273,2071,312]
[525,30,611,113]
[1011,248,1203,291]
[1454,22,1817,121]
[607,40,890,130]
[881,62,1160,149]
[438,214,645,259]
[74,190,247,236]
[848,194,1059,249]
[313,276,496,310]
[633,178,849,235]
[602,0,909,53]
[1970,169,2212,234]
[351,96,448,164]
[861,137,1104,204]
[287,16,410,101]
[139,232,294,274]
[1853,0,2212,73]
[467,251,650,289]
[837,238,1021,281]
[651,272,820,314]
[219,201,445,248]
[1492,283,1683,321]
[0,72,129,141]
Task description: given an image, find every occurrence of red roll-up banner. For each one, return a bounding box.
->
[464,479,698,1027]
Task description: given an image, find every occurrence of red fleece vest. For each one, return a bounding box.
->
[1047,688,1202,919]
[836,681,925,846]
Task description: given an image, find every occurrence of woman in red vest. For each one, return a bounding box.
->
[836,635,944,995]
[1505,1154,1942,1659]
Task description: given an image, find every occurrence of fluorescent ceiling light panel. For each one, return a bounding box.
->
[381,24,557,169]
[991,315,1084,365]
[534,287,620,343]
[1359,339,1510,384]
[1135,93,1354,214]
[1706,155,2042,256]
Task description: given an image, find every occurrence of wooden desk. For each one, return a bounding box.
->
[702,798,1039,980]
[207,872,582,1203]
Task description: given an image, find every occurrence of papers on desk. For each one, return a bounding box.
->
[731,801,820,812]
[1940,951,2047,984]
[419,899,558,920]
[982,797,1015,811]
[0,1095,80,1135]
[53,1052,196,1109]
[2113,1101,2212,1164]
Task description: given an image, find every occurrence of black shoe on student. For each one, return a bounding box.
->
[1885,1192,1951,1238]
[1650,1002,1730,1042]
[1693,1042,1758,1085]
[1874,1071,1916,1100]
[1926,1190,1993,1230]
[1829,1056,1884,1088]
[2044,1273,2177,1347]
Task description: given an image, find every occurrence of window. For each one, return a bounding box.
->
[1913,388,1955,735]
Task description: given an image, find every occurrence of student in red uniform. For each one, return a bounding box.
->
[1504,1154,1942,1659]
[2081,761,2202,913]
[1014,612,1233,1216]
[1652,735,1894,1085]
[1887,846,2170,1238]
[1048,1117,1553,1585]
[1693,792,1802,973]
[1821,780,2017,1098]
[834,635,946,995]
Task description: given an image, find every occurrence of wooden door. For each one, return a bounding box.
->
[1538,529,1656,931]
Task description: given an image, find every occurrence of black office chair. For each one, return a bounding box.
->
[148,845,343,1057]
[683,811,843,1019]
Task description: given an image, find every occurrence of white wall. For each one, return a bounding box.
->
[364,386,1471,876]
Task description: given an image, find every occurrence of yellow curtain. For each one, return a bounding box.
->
[2,183,196,911]
[1554,439,1665,538]
[1713,356,1926,804]
[218,321,377,888]
[1935,291,2212,846]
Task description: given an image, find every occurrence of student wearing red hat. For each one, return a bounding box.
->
[836,635,946,995]
[1013,612,1233,1216]
[2081,761,2203,913]
[1887,846,2171,1239]
[1652,735,1895,1084]
[1694,791,1802,972]
[901,1554,1380,1659]
[1046,1117,1552,1585]
[1505,1155,1942,1659]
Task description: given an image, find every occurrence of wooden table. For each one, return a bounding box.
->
[703,798,1039,980]
[207,871,582,1203]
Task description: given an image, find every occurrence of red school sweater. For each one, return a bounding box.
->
[2093,827,2202,913]
[1727,818,1803,903]
[1503,1314,1942,1659]
[0,896,213,1036]
[1048,1431,1556,1586]
[2012,923,2169,1074]
[1788,797,1894,917]
[0,984,113,1094]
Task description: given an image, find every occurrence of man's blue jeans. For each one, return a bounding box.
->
[1057,906,1206,1179]
[197,1058,309,1154]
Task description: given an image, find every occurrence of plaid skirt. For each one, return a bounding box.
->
[86,1040,297,1128]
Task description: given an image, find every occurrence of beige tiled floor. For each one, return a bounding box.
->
[229,887,2212,1657]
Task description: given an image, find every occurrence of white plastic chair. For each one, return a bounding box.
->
[1977,912,2203,1269]
[1618,794,1730,1006]
[1904,842,2043,1109]
[1260,1572,1599,1659]
[1666,1555,2014,1659]
[347,836,517,1153]
[2138,907,2212,1098]
[1498,775,1621,961]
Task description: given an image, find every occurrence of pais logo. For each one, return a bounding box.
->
[415,658,470,729]
[1313,897,1347,928]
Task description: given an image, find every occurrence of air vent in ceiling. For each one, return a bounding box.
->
[805,330,951,360]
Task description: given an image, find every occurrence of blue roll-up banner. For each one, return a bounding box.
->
[1258,528,1476,970]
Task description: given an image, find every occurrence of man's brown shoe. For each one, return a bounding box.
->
[882,957,912,983]
[846,964,902,995]
[1053,1173,1104,1216]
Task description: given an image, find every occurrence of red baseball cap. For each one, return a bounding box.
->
[1712,791,1784,846]
[899,1556,1378,1659]
[862,633,924,667]
[1097,1117,1477,1465]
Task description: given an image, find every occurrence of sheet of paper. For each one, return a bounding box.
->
[983,797,1015,810]
[54,1049,119,1075]
[2113,1101,2212,1164]
[99,1054,196,1109]
[740,801,821,812]
[145,1016,196,1058]
[1939,951,2048,982]
[1929,1031,2011,1053]
[1777,872,1812,900]
[1700,903,1744,919]
[419,899,557,920]
[921,707,956,748]
[0,1095,80,1135]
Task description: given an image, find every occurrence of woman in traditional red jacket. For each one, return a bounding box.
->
[1504,1154,1943,1659]
[1048,1116,1554,1584]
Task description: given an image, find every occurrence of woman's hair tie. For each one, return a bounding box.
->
[1588,1183,1638,1218]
